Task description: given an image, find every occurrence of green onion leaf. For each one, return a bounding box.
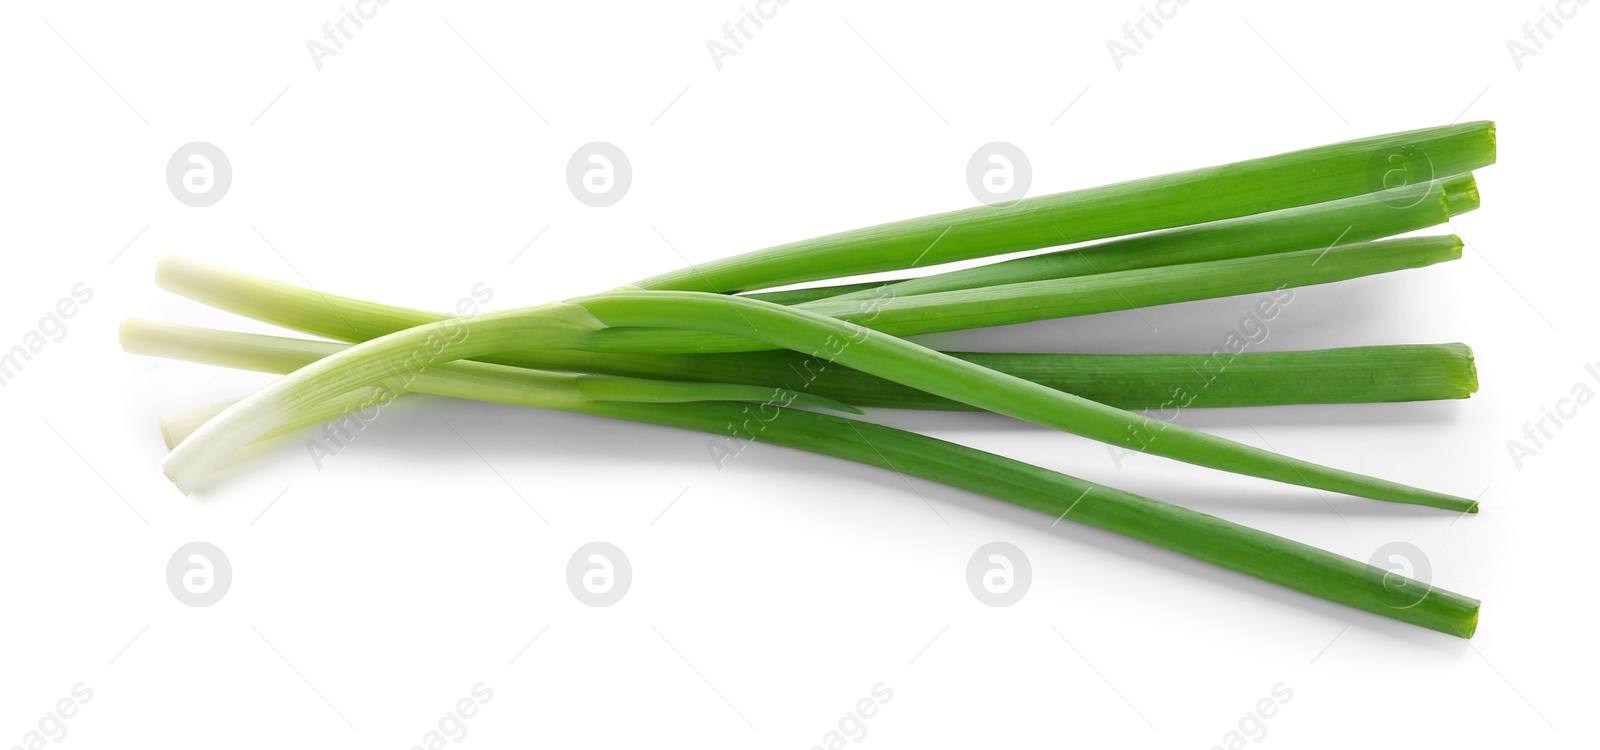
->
[587,235,1463,354]
[761,173,1477,304]
[152,255,1475,409]
[637,122,1494,293]
[134,325,1480,638]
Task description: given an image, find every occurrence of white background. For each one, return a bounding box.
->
[1,1,1594,747]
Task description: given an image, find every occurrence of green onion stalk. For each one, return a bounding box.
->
[152,254,1481,411]
[752,172,1478,304]
[124,321,1480,638]
[149,262,1475,512]
[638,121,1494,293]
[156,232,1465,355]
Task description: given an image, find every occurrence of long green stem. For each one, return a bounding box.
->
[636,122,1494,293]
[157,234,1461,357]
[586,236,1462,354]
[134,316,1477,410]
[752,173,1476,305]
[701,344,1479,411]
[586,401,1479,638]
[153,270,1476,512]
[152,255,1476,408]
[567,291,1477,512]
[141,333,1479,638]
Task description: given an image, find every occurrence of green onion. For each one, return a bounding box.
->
[134,121,1494,636]
[756,173,1477,304]
[128,322,1474,425]
[568,290,1477,512]
[152,255,1476,409]
[129,323,1479,637]
[586,235,1463,354]
[150,276,1474,512]
[636,121,1494,293]
[690,344,1479,411]
[588,401,1479,638]
[156,234,1462,357]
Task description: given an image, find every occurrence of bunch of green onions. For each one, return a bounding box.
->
[127,121,1495,638]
